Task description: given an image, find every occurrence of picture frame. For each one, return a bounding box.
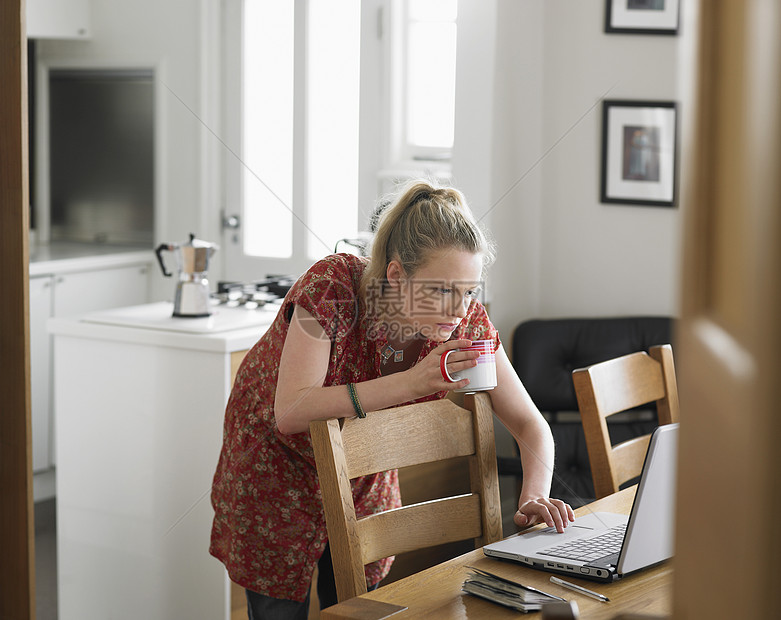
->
[600,100,678,207]
[604,0,680,35]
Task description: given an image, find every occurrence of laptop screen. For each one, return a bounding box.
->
[617,423,679,574]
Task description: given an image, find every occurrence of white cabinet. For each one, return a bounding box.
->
[30,262,150,474]
[53,264,150,318]
[50,305,273,620]
[27,0,91,39]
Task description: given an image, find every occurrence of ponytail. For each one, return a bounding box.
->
[359,179,495,315]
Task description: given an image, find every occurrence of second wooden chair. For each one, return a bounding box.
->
[572,344,680,499]
[310,391,503,602]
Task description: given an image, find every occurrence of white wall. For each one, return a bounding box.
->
[35,0,220,302]
[35,0,683,328]
[455,0,683,342]
[453,0,545,340]
[539,1,682,319]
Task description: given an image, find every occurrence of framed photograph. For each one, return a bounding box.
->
[605,0,680,35]
[600,100,678,207]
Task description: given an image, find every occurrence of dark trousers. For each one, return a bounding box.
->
[246,544,377,619]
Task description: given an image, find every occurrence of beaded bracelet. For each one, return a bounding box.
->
[347,383,366,419]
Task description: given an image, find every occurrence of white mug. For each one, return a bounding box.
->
[440,340,497,392]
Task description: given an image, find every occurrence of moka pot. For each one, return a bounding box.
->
[155,233,218,317]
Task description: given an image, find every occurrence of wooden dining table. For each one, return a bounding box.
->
[321,486,671,619]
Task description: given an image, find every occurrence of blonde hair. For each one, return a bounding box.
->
[360,179,495,313]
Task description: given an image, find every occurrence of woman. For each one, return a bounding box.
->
[209,180,574,619]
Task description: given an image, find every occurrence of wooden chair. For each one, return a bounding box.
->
[571,344,680,499]
[310,391,503,602]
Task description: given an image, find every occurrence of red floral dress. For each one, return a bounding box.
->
[209,253,500,601]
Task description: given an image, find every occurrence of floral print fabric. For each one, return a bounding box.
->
[209,253,499,601]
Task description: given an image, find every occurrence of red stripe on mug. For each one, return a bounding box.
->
[462,341,494,353]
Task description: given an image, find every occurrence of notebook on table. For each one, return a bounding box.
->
[483,423,679,582]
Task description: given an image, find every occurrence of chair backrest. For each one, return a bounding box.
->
[512,316,673,414]
[571,344,680,499]
[310,391,503,602]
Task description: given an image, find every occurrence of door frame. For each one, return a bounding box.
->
[0,1,35,618]
[673,1,781,617]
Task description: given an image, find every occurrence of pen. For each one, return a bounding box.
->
[549,576,610,602]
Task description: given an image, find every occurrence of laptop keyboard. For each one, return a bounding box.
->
[539,524,627,563]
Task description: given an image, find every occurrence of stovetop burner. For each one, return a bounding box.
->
[214,276,296,309]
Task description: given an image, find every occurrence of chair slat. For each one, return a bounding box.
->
[357,494,482,564]
[589,353,666,416]
[341,400,475,479]
[611,434,652,488]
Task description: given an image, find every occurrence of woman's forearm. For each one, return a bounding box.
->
[515,418,556,503]
[489,347,557,501]
[275,305,422,434]
[274,371,419,435]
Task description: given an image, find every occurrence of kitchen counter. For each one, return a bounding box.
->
[29,241,152,276]
[50,302,276,620]
[50,300,279,353]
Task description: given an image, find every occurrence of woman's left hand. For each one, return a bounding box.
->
[514,496,575,533]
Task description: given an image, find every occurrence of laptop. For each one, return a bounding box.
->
[484,423,679,582]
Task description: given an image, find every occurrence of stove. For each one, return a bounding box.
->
[212,276,297,309]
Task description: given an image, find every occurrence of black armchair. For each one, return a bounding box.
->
[508,316,674,507]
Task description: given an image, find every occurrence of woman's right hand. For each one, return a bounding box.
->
[407,339,479,396]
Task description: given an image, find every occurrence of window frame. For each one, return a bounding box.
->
[384,0,458,169]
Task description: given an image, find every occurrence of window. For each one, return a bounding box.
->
[226,0,360,273]
[242,0,294,258]
[225,0,457,274]
[388,0,458,166]
[306,1,361,259]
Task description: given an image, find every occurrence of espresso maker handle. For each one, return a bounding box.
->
[155,243,174,277]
